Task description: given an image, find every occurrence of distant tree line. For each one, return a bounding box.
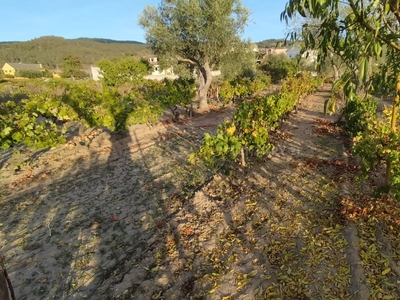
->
[256,39,293,49]
[16,69,52,79]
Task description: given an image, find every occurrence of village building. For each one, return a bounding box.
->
[2,62,44,76]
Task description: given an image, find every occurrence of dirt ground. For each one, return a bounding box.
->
[1,85,400,300]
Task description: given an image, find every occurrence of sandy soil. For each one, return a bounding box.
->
[1,85,400,300]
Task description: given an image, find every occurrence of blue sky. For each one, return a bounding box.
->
[0,0,290,43]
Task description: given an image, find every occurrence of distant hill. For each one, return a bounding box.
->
[256,39,294,49]
[76,38,145,45]
[0,36,151,70]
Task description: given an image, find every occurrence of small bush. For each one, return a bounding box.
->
[16,70,44,78]
[260,54,297,83]
[341,95,378,137]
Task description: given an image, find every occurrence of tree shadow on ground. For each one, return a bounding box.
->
[0,103,222,299]
[0,126,168,298]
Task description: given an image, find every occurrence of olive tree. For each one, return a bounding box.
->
[139,0,250,112]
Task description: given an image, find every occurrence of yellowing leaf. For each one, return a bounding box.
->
[382,268,391,275]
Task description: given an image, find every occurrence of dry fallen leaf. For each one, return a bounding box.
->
[91,221,100,229]
[39,172,49,180]
[156,220,165,229]
[182,226,195,236]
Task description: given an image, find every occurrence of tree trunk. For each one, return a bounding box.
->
[197,61,212,112]
[0,272,10,300]
[332,63,340,81]
[390,75,400,132]
[329,52,340,81]
[386,75,400,185]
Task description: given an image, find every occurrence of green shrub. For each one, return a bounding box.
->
[353,108,400,200]
[16,70,44,78]
[369,64,396,96]
[97,57,150,87]
[219,73,271,103]
[341,95,378,137]
[260,54,298,83]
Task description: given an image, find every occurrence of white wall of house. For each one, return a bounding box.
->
[148,56,175,76]
[286,45,318,64]
[151,65,174,76]
[144,74,179,81]
[301,50,318,64]
[90,66,102,81]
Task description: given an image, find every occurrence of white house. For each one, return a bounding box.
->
[147,56,174,76]
[142,56,179,80]
[286,45,318,64]
[90,66,102,81]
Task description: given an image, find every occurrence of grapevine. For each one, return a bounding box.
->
[0,77,197,151]
[190,72,323,167]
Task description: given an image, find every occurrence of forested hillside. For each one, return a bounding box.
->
[0,36,151,69]
[256,38,293,48]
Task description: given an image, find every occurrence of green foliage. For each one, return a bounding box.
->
[0,100,66,150]
[282,0,400,98]
[0,76,198,150]
[61,55,86,79]
[191,72,322,167]
[16,69,44,78]
[283,0,400,200]
[59,82,150,131]
[125,98,163,126]
[219,73,271,103]
[144,78,196,108]
[370,65,396,96]
[341,95,378,137]
[24,93,78,122]
[97,57,150,87]
[260,54,297,83]
[369,49,400,97]
[353,109,400,200]
[219,43,258,80]
[369,47,400,97]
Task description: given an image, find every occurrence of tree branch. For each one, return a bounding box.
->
[348,0,400,51]
[176,57,198,66]
[382,12,397,35]
[388,0,400,25]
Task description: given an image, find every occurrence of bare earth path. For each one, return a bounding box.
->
[1,85,400,299]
